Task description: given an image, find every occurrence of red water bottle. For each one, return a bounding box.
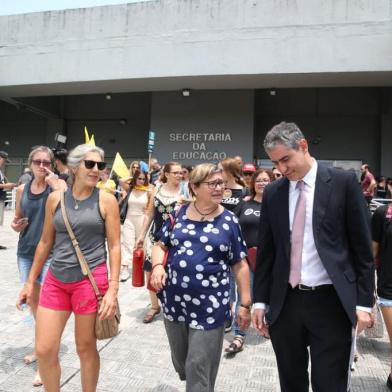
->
[132,248,145,287]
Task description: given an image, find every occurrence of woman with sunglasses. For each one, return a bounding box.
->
[225,168,274,355]
[120,169,152,282]
[242,163,257,191]
[17,144,120,392]
[118,160,141,197]
[11,145,66,386]
[150,163,251,391]
[136,161,187,323]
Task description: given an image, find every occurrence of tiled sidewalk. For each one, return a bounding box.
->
[0,210,390,391]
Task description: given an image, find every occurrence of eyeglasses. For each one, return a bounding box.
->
[243,172,253,176]
[32,160,52,167]
[255,179,270,184]
[170,171,183,176]
[201,180,227,189]
[84,160,107,170]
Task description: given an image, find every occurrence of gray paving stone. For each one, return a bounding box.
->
[0,209,391,391]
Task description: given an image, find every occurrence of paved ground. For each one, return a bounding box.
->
[0,208,391,391]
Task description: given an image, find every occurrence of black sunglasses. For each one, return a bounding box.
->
[84,160,107,170]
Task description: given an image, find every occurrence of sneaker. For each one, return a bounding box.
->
[120,267,130,282]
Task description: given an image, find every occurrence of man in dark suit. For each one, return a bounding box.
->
[252,122,374,392]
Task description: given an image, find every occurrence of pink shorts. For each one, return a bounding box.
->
[39,262,109,315]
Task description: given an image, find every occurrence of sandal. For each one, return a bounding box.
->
[32,371,42,387]
[143,307,160,323]
[225,336,244,354]
[24,352,37,365]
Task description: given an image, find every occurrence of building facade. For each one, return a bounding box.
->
[0,0,391,179]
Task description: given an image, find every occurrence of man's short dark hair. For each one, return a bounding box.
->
[52,148,68,165]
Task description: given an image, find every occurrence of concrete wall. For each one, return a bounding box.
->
[150,90,254,164]
[1,87,391,178]
[63,92,151,158]
[0,92,151,160]
[254,87,383,174]
[0,0,391,96]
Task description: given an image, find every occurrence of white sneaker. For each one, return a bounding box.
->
[120,267,130,282]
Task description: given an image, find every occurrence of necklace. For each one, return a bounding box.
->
[71,193,80,210]
[193,202,219,221]
[71,189,93,210]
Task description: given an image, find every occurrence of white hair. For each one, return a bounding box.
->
[67,144,104,168]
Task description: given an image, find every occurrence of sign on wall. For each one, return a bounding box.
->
[169,132,232,161]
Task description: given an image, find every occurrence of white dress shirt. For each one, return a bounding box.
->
[288,160,331,287]
[254,160,370,313]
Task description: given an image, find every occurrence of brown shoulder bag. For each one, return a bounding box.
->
[60,191,121,340]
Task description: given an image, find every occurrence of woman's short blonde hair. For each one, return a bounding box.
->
[188,163,222,197]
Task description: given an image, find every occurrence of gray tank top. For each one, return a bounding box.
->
[51,188,107,282]
[17,180,51,258]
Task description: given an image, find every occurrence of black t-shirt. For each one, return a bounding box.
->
[372,204,392,299]
[234,199,261,248]
[221,188,246,212]
[376,185,387,199]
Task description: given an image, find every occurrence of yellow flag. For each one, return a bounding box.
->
[84,126,90,144]
[112,153,130,178]
[87,134,96,146]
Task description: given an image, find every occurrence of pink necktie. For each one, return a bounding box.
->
[289,180,306,288]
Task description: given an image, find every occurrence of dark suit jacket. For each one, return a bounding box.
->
[253,164,375,326]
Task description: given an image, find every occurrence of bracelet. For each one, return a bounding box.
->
[240,303,252,311]
[152,263,164,271]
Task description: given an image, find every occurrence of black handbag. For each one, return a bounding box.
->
[119,190,131,224]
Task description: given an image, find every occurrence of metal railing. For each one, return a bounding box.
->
[5,188,16,210]
[369,198,392,214]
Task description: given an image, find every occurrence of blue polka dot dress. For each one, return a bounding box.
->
[156,205,248,330]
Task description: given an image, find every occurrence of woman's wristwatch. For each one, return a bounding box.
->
[240,303,252,311]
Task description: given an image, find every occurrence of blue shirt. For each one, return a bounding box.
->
[157,205,247,330]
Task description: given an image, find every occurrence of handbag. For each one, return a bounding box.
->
[247,247,257,272]
[60,191,121,340]
[119,190,131,225]
[147,206,183,293]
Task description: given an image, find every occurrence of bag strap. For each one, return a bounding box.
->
[60,191,103,302]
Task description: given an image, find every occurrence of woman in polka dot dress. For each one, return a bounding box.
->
[150,163,252,392]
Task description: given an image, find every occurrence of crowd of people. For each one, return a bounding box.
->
[0,121,391,391]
